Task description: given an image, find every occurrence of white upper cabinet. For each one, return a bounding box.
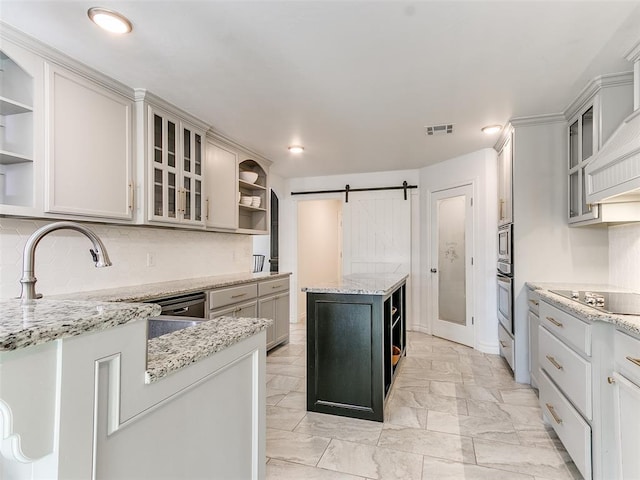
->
[137,91,207,227]
[565,72,640,225]
[204,138,238,230]
[497,129,513,226]
[45,63,134,220]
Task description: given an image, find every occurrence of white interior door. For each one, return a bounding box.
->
[430,185,474,347]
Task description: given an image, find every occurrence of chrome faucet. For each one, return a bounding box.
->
[20,221,112,302]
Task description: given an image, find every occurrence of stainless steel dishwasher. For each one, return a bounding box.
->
[145,292,207,339]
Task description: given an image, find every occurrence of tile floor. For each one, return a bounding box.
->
[265,321,583,480]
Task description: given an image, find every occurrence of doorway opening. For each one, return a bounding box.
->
[296,198,343,322]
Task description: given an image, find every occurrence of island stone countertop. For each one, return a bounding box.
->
[526,281,640,337]
[0,299,161,351]
[146,316,272,383]
[301,272,408,296]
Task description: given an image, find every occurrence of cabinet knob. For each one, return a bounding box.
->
[430,268,437,273]
[607,376,616,384]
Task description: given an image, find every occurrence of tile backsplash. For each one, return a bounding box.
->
[0,217,252,300]
[609,223,640,292]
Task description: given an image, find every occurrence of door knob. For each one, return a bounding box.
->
[430,268,437,273]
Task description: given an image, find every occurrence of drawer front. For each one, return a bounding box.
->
[258,278,289,297]
[209,283,257,310]
[527,288,540,315]
[538,370,592,480]
[210,300,258,319]
[498,323,514,371]
[539,326,592,419]
[614,329,640,387]
[539,301,591,356]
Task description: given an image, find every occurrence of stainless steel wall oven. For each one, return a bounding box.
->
[497,223,513,334]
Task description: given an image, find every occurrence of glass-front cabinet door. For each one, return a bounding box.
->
[567,105,598,224]
[181,127,203,224]
[148,106,204,225]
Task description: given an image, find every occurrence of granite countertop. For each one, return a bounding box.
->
[1,271,290,381]
[526,281,640,337]
[54,271,291,303]
[146,316,272,383]
[301,272,408,296]
[0,299,161,351]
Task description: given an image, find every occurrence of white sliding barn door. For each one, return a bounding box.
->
[342,191,411,276]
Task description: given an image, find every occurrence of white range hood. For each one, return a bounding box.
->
[586,41,640,204]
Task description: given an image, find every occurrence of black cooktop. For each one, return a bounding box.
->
[550,290,640,316]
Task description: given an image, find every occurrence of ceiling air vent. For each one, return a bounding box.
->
[425,124,454,136]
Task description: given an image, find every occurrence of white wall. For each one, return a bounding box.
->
[282,169,421,327]
[609,223,640,291]
[512,118,609,383]
[0,217,252,299]
[297,199,342,320]
[419,148,498,353]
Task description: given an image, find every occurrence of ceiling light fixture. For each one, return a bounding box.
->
[288,145,304,154]
[88,7,133,34]
[481,125,502,135]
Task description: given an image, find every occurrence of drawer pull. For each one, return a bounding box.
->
[626,356,640,368]
[231,293,247,299]
[546,316,563,328]
[529,299,539,306]
[545,403,563,425]
[546,355,564,371]
[607,376,616,384]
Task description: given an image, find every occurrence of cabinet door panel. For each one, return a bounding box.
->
[46,64,133,219]
[612,372,640,480]
[205,141,238,229]
[275,293,290,344]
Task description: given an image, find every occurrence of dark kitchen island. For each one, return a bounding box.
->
[302,273,408,422]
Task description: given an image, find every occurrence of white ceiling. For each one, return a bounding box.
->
[2,1,640,179]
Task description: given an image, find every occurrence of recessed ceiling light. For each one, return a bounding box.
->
[288,145,304,154]
[481,125,502,135]
[88,7,133,34]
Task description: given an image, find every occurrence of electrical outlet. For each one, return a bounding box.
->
[146,252,156,267]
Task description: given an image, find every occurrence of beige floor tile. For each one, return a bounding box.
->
[318,438,423,480]
[267,374,305,393]
[276,391,307,410]
[378,424,476,463]
[384,405,428,429]
[294,412,383,445]
[474,438,582,480]
[500,388,540,407]
[426,411,520,445]
[267,388,289,406]
[267,405,307,431]
[387,389,468,415]
[267,459,366,480]
[421,455,535,480]
[266,428,330,466]
[265,362,306,377]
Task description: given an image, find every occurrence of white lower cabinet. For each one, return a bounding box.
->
[498,323,514,370]
[258,277,290,350]
[611,330,640,480]
[527,288,540,388]
[538,300,593,479]
[539,369,592,479]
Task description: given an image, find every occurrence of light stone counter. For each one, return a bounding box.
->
[301,272,408,296]
[526,281,640,337]
[55,271,291,302]
[146,316,272,383]
[0,299,161,351]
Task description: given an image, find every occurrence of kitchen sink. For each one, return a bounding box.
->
[147,317,206,340]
